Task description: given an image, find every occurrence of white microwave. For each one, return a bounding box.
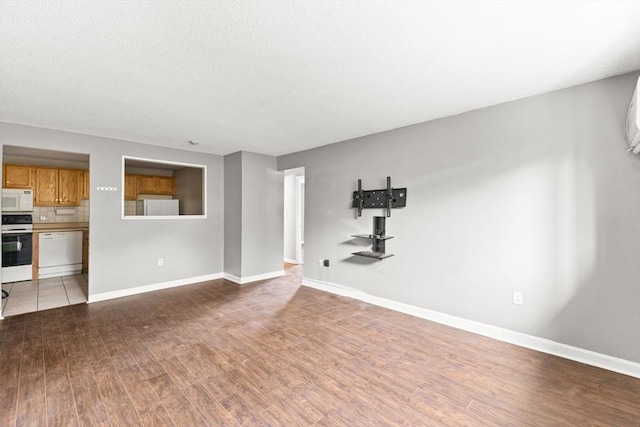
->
[2,188,34,212]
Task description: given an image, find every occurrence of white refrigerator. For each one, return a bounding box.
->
[136,199,179,216]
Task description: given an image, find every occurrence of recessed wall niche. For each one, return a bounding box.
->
[122,156,206,218]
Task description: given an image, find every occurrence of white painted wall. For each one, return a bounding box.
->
[283,171,296,262]
[283,167,305,263]
[278,71,640,364]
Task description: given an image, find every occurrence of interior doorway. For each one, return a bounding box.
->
[283,167,305,265]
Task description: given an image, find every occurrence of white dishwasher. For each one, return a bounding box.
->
[38,231,83,279]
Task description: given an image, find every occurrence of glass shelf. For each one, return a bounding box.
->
[352,251,394,259]
[351,234,395,240]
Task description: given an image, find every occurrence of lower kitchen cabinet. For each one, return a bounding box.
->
[82,230,89,273]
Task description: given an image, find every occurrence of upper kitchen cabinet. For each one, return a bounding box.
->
[124,174,137,200]
[34,168,82,206]
[137,175,176,196]
[3,164,35,189]
[81,171,90,199]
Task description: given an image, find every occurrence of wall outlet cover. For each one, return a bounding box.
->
[513,291,523,305]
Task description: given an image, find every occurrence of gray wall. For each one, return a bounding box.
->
[240,152,284,277]
[279,71,640,363]
[224,151,284,279]
[0,123,224,296]
[176,167,203,215]
[223,152,242,277]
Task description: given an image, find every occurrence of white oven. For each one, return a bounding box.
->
[2,189,34,212]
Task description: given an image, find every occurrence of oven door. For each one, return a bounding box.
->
[2,232,33,267]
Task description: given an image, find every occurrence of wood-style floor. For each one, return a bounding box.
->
[1,264,638,426]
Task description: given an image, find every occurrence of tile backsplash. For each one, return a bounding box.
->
[124,200,137,216]
[32,199,90,223]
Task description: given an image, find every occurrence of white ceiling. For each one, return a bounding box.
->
[1,1,639,156]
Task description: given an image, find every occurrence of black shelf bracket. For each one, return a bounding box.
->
[352,176,407,217]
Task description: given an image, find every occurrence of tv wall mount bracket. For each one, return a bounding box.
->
[352,176,407,217]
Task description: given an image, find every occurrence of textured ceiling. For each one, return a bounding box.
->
[1,1,639,156]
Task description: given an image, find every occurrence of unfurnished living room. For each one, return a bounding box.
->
[0,1,639,426]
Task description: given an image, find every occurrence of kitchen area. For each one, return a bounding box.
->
[1,146,90,317]
[1,147,206,317]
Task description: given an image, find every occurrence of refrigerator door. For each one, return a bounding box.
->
[141,200,179,216]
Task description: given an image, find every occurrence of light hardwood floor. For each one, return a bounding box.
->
[0,264,638,426]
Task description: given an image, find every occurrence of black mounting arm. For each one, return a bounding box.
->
[351,176,407,217]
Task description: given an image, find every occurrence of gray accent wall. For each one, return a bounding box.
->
[175,167,204,215]
[240,152,284,278]
[0,123,224,297]
[223,152,242,277]
[278,72,640,363]
[224,151,284,279]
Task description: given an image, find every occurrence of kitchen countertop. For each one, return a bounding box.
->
[33,222,89,232]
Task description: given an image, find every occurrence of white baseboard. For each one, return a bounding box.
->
[88,272,224,303]
[284,258,298,264]
[223,270,285,285]
[303,277,640,379]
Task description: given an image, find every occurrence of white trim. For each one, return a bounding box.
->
[284,258,298,264]
[224,270,285,285]
[88,272,223,303]
[302,277,640,379]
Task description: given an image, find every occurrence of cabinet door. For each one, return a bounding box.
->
[34,168,58,206]
[58,169,81,206]
[155,177,175,195]
[124,174,137,200]
[137,175,157,194]
[82,171,90,199]
[4,164,34,189]
[82,230,89,273]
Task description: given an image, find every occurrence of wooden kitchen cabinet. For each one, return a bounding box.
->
[3,164,34,189]
[156,176,176,194]
[124,174,137,200]
[81,171,90,199]
[137,175,156,194]
[82,230,89,274]
[34,167,82,206]
[136,175,176,195]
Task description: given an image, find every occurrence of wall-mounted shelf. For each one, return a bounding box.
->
[351,234,394,240]
[351,216,394,260]
[351,250,394,260]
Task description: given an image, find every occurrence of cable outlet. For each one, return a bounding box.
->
[158,258,164,267]
[323,259,330,267]
[513,291,523,305]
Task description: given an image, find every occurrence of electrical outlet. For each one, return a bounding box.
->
[158,258,164,267]
[318,258,323,266]
[323,259,330,267]
[513,291,523,305]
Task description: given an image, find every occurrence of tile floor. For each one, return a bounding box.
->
[1,274,88,317]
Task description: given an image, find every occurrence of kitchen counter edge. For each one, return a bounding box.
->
[33,222,89,232]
